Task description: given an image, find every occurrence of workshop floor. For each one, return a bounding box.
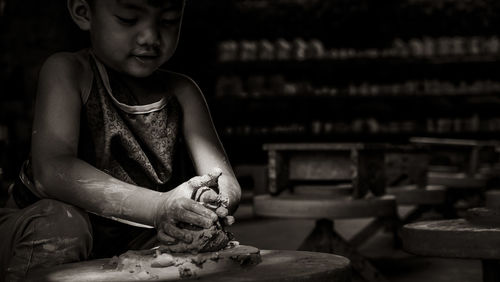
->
[228,203,482,282]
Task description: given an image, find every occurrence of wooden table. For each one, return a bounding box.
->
[264,143,387,198]
[401,219,500,282]
[409,137,493,189]
[26,247,351,282]
[409,137,500,218]
[410,137,500,178]
[259,143,399,282]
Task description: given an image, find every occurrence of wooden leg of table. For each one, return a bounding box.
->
[298,218,335,253]
[298,219,389,282]
[268,150,289,195]
[482,260,500,282]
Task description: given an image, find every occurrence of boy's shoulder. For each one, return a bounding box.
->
[157,69,197,87]
[156,69,200,97]
[42,49,91,74]
[40,50,93,97]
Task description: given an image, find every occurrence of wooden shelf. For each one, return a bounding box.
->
[215,57,500,80]
[218,55,500,67]
[210,95,500,123]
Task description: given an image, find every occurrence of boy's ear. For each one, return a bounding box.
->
[67,0,92,31]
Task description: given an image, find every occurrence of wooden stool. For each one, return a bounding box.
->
[401,219,500,282]
[26,246,351,282]
[259,143,398,282]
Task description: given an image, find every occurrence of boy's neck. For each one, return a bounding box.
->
[106,67,164,104]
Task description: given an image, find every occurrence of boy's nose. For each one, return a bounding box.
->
[136,27,160,48]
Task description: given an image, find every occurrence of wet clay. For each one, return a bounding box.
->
[106,244,261,280]
[159,187,233,253]
[159,225,233,253]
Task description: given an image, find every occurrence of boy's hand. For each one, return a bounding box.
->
[195,187,235,226]
[154,169,222,244]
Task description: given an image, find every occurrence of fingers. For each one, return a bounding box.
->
[178,208,216,229]
[215,206,228,218]
[161,222,193,244]
[183,199,219,223]
[197,188,218,203]
[215,207,235,225]
[157,229,178,245]
[224,216,235,226]
[188,168,222,188]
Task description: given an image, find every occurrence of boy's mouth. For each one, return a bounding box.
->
[133,55,159,64]
[132,52,159,64]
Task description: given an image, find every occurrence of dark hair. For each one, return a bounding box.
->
[86,0,185,9]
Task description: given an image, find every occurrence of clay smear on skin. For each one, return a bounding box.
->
[76,178,135,216]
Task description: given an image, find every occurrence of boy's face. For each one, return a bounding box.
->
[89,0,184,77]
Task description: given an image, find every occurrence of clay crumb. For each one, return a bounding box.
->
[151,253,175,268]
[102,256,119,270]
[178,265,195,278]
[227,241,240,249]
[230,254,262,266]
[209,252,220,262]
[191,254,207,268]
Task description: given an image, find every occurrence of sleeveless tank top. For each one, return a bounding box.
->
[16,50,183,207]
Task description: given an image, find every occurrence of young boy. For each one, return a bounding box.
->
[0,0,241,280]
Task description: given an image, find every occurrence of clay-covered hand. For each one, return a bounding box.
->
[153,169,222,244]
[194,187,235,226]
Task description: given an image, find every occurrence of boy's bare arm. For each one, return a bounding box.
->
[175,75,242,214]
[31,54,217,237]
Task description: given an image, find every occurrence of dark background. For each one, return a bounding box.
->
[2,0,500,182]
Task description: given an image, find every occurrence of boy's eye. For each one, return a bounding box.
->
[116,16,138,25]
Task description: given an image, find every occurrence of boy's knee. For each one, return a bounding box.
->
[6,199,93,278]
[33,199,92,243]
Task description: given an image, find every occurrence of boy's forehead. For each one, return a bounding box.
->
[115,0,183,9]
